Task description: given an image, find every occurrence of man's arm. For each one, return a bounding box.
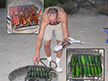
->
[36,21,46,54]
[62,14,69,39]
[33,14,48,63]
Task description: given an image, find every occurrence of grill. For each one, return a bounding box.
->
[10,4,39,28]
[7,0,43,33]
[66,48,105,81]
[8,58,58,81]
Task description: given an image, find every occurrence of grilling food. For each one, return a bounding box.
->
[10,4,39,28]
[76,64,80,77]
[78,56,81,65]
[92,55,95,64]
[81,55,85,65]
[85,56,89,65]
[11,16,14,25]
[14,7,18,15]
[91,66,94,76]
[18,6,25,18]
[94,65,98,76]
[25,6,32,24]
[36,67,39,72]
[87,65,91,77]
[30,5,39,24]
[71,55,102,78]
[95,55,99,65]
[71,66,75,77]
[75,56,78,64]
[48,73,50,78]
[32,14,39,24]
[27,67,50,78]
[20,19,27,26]
[18,6,27,26]
[88,56,92,66]
[98,65,102,76]
[71,56,75,66]
[80,65,83,77]
[83,65,87,77]
[10,7,14,16]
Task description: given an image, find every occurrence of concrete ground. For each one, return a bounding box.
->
[0,8,108,81]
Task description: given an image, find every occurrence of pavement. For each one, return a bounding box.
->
[0,8,108,81]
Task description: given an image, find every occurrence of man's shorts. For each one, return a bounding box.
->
[44,23,63,41]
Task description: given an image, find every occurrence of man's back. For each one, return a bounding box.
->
[42,6,67,25]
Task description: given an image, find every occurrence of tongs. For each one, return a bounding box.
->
[52,37,84,52]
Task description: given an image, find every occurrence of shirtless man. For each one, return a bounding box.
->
[33,6,69,73]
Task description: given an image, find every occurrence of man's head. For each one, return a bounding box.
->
[47,8,58,24]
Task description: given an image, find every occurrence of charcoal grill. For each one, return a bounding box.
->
[7,0,43,33]
[10,4,39,29]
[8,58,58,81]
[66,48,105,81]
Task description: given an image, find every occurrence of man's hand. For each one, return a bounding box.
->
[65,37,71,43]
[33,53,40,64]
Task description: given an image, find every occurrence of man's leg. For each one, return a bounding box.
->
[56,40,63,58]
[44,40,51,66]
[56,40,63,73]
